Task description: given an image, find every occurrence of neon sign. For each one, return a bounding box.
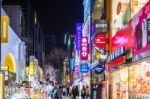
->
[80,37,89,60]
[76,23,82,51]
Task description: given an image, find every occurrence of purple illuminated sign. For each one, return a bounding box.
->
[76,23,82,50]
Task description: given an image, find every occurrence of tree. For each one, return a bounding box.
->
[47,47,67,70]
[46,47,67,82]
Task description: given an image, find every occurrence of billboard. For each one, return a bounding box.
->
[111,0,130,37]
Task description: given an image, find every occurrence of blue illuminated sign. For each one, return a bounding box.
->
[108,47,125,61]
[80,63,89,73]
[94,65,104,74]
[70,58,75,71]
[76,23,82,51]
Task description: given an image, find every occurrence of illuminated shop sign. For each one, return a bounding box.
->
[108,47,125,61]
[95,20,108,33]
[69,58,75,71]
[80,37,89,60]
[90,60,99,69]
[80,63,89,73]
[94,34,107,48]
[76,23,82,51]
[93,47,107,60]
[1,16,9,43]
[107,56,125,65]
[111,24,132,52]
[94,65,105,74]
[74,65,80,77]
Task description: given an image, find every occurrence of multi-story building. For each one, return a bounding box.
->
[2,0,45,82]
[3,5,26,39]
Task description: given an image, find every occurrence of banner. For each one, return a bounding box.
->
[1,16,9,43]
[80,37,89,60]
[76,23,82,51]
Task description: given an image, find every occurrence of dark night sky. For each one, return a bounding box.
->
[32,0,83,46]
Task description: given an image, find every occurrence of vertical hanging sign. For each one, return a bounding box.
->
[1,16,9,43]
[76,23,82,51]
[80,37,89,60]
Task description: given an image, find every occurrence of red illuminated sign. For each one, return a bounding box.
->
[111,21,132,52]
[80,37,89,60]
[107,56,125,65]
[94,34,107,48]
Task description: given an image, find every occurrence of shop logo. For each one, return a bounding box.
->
[94,65,104,74]
[80,63,89,73]
[94,34,107,48]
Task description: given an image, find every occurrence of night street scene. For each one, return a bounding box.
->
[1,0,150,99]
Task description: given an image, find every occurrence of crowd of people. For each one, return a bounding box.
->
[46,81,90,99]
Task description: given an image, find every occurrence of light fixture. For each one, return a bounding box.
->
[96,4,101,7]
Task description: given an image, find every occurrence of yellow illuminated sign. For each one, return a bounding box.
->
[2,53,16,73]
[26,61,37,76]
[1,16,9,43]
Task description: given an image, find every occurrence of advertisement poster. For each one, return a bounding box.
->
[111,0,130,37]
[132,1,150,61]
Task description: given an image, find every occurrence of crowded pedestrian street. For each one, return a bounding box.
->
[1,0,150,99]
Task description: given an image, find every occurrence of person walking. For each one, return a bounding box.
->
[48,81,62,99]
[85,86,90,99]
[81,86,86,99]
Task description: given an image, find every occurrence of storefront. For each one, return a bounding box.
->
[129,1,150,98]
[110,58,150,99]
[1,8,26,82]
[129,58,150,99]
[108,1,150,99]
[111,66,128,99]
